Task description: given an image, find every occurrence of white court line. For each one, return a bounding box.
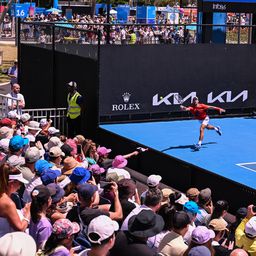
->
[236,162,256,173]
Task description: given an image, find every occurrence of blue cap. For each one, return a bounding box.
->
[188,245,211,256]
[41,169,61,185]
[77,183,98,201]
[184,201,200,214]
[35,160,53,175]
[9,135,29,151]
[69,167,91,185]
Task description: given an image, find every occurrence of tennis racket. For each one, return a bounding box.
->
[174,93,184,105]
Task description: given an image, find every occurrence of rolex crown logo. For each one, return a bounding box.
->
[122,92,131,103]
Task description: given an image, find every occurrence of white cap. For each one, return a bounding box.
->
[39,118,48,127]
[0,232,36,256]
[67,81,77,88]
[44,136,63,150]
[147,174,162,187]
[9,173,28,184]
[7,155,25,167]
[25,147,41,163]
[245,216,256,238]
[0,138,10,153]
[7,111,20,119]
[175,193,189,205]
[28,121,41,131]
[48,127,60,135]
[20,113,31,123]
[0,126,13,139]
[49,146,65,158]
[87,215,119,244]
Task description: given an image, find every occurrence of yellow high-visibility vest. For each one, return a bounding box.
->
[67,92,81,119]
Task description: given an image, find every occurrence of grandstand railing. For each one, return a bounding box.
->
[0,94,19,118]
[19,21,256,45]
[23,108,67,134]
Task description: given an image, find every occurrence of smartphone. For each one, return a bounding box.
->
[46,114,50,122]
[77,144,82,154]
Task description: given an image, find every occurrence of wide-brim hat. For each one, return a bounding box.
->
[62,157,81,175]
[128,210,164,238]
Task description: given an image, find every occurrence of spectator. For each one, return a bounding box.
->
[230,249,248,256]
[110,210,164,256]
[158,211,191,256]
[161,188,175,206]
[186,187,200,203]
[79,215,119,256]
[26,121,42,144]
[42,218,80,256]
[0,164,30,238]
[188,245,211,256]
[8,59,18,85]
[29,185,53,250]
[48,146,65,171]
[210,200,229,225]
[0,232,36,256]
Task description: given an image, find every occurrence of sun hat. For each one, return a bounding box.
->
[27,121,41,131]
[128,210,164,238]
[112,155,127,168]
[25,147,41,163]
[191,226,215,244]
[46,183,65,203]
[9,172,28,184]
[147,174,162,187]
[69,167,91,185]
[161,188,175,205]
[0,126,13,139]
[62,157,81,175]
[87,215,119,244]
[41,169,61,185]
[89,164,105,175]
[0,232,36,256]
[9,135,29,151]
[44,136,63,151]
[35,159,53,175]
[20,113,31,123]
[97,146,112,157]
[52,218,80,239]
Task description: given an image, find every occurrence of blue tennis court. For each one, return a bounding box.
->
[100,117,256,189]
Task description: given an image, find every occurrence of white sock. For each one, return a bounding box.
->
[198,141,202,146]
[214,127,218,131]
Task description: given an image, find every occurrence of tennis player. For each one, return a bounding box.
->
[180,96,225,150]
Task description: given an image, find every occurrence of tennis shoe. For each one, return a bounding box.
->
[194,143,201,151]
[216,126,222,136]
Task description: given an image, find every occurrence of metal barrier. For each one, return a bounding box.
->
[0,93,19,118]
[23,108,67,135]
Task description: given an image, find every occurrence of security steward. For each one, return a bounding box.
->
[66,81,83,137]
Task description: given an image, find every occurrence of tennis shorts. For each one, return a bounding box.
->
[199,116,210,126]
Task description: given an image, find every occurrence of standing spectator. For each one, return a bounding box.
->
[8,59,18,85]
[66,81,83,138]
[6,83,25,115]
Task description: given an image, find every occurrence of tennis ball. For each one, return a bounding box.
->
[160,96,163,99]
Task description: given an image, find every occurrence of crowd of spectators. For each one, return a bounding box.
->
[0,84,254,256]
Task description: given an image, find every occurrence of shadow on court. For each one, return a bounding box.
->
[161,142,217,152]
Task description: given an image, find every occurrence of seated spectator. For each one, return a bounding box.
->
[19,113,31,135]
[161,188,175,206]
[140,174,162,204]
[184,226,215,256]
[0,126,13,139]
[89,164,106,186]
[97,146,112,169]
[121,188,163,231]
[210,200,229,225]
[41,169,61,186]
[29,185,53,250]
[69,167,91,186]
[45,137,63,151]
[48,146,65,171]
[235,205,256,255]
[42,218,80,256]
[195,188,213,226]
[169,191,189,211]
[208,218,231,255]
[188,245,211,256]
[0,232,36,256]
[26,121,41,144]
[110,210,164,256]
[186,187,200,203]
[158,211,191,256]
[79,215,119,256]
[0,164,30,238]
[230,249,248,256]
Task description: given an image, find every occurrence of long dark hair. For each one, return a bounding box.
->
[210,200,229,221]
[43,233,64,254]
[30,185,51,223]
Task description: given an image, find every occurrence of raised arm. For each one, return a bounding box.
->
[206,105,225,114]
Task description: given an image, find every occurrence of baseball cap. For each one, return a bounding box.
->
[77,183,98,201]
[49,146,65,158]
[61,144,73,157]
[52,218,80,239]
[28,121,41,131]
[186,187,200,198]
[184,201,200,214]
[0,138,10,153]
[89,164,105,175]
[97,146,112,157]
[199,188,212,205]
[191,226,215,244]
[245,216,256,238]
[25,147,40,163]
[31,185,51,200]
[7,110,20,119]
[44,137,63,151]
[147,174,162,187]
[67,81,77,88]
[87,215,119,244]
[69,167,91,185]
[46,183,65,203]
[188,245,211,256]
[35,159,53,175]
[20,113,31,123]
[41,169,61,185]
[9,172,28,184]
[48,127,60,135]
[112,155,127,168]
[39,118,48,127]
[0,126,13,139]
[208,218,228,232]
[0,118,13,128]
[0,232,36,256]
[9,135,29,151]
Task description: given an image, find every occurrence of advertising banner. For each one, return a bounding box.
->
[117,5,130,23]
[99,45,256,117]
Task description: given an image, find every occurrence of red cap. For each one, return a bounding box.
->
[0,118,14,128]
